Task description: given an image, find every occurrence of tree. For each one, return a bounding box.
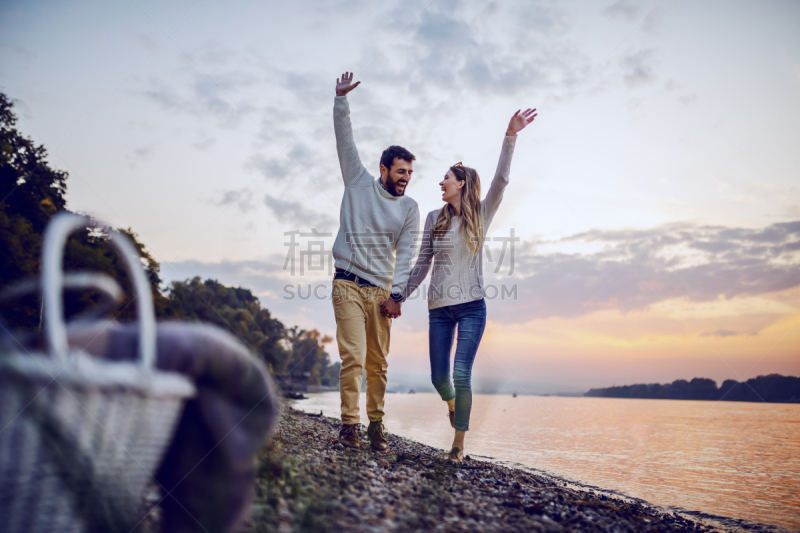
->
[586,374,800,403]
[0,92,170,330]
[285,327,337,386]
[167,277,290,372]
[1,92,67,327]
[166,278,337,382]
[0,91,337,386]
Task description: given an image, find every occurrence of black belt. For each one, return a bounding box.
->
[334,268,378,288]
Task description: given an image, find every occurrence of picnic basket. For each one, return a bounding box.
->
[0,213,196,532]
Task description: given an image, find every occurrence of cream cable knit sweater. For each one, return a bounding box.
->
[405,135,517,309]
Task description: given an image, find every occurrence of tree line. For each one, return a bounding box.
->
[585,375,800,403]
[0,92,338,387]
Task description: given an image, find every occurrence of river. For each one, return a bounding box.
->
[294,392,800,530]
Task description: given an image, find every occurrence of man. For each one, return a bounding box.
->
[331,72,420,451]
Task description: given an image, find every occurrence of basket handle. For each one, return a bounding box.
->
[0,273,124,313]
[42,213,156,370]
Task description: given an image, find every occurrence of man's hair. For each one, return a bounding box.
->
[380,145,415,171]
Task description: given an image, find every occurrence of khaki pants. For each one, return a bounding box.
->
[332,279,391,425]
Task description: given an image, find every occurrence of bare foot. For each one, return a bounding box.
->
[447,446,463,464]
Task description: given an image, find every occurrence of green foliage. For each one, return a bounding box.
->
[167,277,289,372]
[0,94,168,328]
[285,327,339,386]
[1,92,67,326]
[166,278,336,382]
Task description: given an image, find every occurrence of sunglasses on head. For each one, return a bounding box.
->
[452,162,463,168]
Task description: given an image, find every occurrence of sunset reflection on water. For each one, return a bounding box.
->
[295,393,800,530]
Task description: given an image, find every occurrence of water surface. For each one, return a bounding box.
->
[295,392,800,530]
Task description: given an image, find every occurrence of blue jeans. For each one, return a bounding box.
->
[429,298,487,431]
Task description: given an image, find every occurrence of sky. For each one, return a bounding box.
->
[2,0,799,391]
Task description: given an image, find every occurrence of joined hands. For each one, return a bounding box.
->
[380,299,402,319]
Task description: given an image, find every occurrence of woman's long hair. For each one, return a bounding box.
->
[432,165,483,255]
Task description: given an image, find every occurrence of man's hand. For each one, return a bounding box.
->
[336,71,361,97]
[506,108,537,136]
[380,299,402,319]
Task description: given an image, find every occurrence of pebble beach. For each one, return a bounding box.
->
[243,407,768,533]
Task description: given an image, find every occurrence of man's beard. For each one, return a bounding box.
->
[385,178,406,197]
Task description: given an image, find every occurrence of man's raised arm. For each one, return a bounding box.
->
[334,72,369,187]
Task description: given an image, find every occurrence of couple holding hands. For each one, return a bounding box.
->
[330,72,535,463]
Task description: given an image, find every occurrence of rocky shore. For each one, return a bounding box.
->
[245,408,734,533]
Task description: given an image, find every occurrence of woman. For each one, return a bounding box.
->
[397,107,536,463]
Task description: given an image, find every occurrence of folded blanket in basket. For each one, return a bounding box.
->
[65,321,280,533]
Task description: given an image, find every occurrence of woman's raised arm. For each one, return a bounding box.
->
[482,108,537,222]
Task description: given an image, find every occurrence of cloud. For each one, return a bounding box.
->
[244,139,332,182]
[284,72,331,106]
[699,329,745,338]
[146,40,346,214]
[169,218,800,329]
[136,5,586,195]
[244,153,291,179]
[158,219,800,335]
[264,194,336,229]
[362,3,583,105]
[603,0,663,32]
[192,137,217,151]
[620,49,656,87]
[215,189,256,213]
[161,257,286,292]
[604,0,641,20]
[192,41,238,67]
[0,44,37,61]
[141,65,258,128]
[286,142,317,168]
[127,143,157,169]
[510,3,568,33]
[485,220,800,323]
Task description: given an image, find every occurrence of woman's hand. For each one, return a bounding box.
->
[505,108,537,136]
[380,299,402,319]
[336,72,361,97]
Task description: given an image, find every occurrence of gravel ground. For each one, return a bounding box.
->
[244,408,761,533]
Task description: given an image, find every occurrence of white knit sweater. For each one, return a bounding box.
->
[405,135,517,309]
[331,96,420,297]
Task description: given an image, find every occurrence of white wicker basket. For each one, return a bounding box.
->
[0,213,196,533]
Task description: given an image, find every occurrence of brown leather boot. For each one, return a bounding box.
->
[367,420,388,452]
[338,423,360,448]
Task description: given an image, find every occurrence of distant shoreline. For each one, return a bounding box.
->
[335,388,800,403]
[585,374,800,404]
[583,395,800,404]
